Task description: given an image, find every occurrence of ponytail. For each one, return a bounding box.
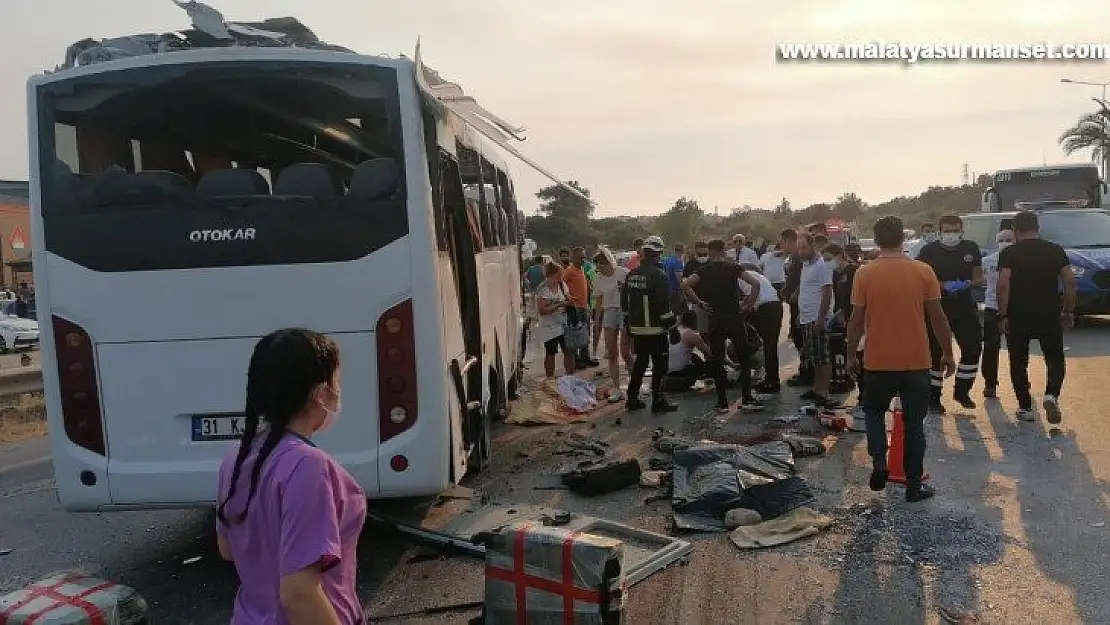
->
[216,397,260,526]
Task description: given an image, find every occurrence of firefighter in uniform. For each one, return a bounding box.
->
[621,235,679,413]
[916,214,984,412]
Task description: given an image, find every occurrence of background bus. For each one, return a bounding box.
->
[982,164,1110,212]
[28,34,560,511]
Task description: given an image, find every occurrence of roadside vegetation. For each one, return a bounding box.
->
[0,392,46,444]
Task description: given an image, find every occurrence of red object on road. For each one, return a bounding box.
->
[0,571,147,624]
[886,407,931,485]
[484,522,625,624]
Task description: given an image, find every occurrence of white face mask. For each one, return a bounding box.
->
[696,255,709,262]
[316,386,342,434]
[923,233,939,243]
[997,241,1012,251]
[939,232,962,247]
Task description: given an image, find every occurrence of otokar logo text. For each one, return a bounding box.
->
[189,228,256,242]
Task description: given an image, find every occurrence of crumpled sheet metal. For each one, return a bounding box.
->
[59,1,352,71]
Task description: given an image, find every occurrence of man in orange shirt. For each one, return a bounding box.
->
[564,248,599,367]
[846,216,955,503]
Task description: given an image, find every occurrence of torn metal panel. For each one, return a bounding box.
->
[59,1,351,70]
[53,1,587,203]
[414,41,593,205]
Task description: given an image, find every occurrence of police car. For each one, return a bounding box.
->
[963,208,1110,315]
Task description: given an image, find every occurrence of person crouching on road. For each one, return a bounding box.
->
[662,309,714,392]
[534,262,576,378]
[592,248,633,402]
[795,234,837,407]
[916,215,984,413]
[682,239,764,413]
[216,328,365,625]
[980,228,1014,399]
[621,235,679,413]
[847,216,956,503]
[738,262,784,393]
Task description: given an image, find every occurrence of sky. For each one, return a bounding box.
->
[3,0,1110,216]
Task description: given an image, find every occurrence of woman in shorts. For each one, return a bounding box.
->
[592,249,633,402]
[534,262,575,378]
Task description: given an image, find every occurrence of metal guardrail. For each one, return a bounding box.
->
[0,368,43,398]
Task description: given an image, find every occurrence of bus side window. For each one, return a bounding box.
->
[478,160,500,247]
[492,168,510,245]
[498,170,517,244]
[423,111,448,251]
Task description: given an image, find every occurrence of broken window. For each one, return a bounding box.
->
[38,62,405,214]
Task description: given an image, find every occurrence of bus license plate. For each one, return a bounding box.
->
[192,415,246,441]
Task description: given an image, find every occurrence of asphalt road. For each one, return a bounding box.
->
[3,322,1110,623]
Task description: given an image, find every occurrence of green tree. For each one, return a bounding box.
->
[833,192,865,222]
[535,180,593,221]
[1059,98,1110,177]
[655,197,704,249]
[797,203,833,226]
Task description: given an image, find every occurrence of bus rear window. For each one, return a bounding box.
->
[40,62,405,214]
[33,61,412,271]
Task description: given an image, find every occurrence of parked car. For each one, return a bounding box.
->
[0,306,38,352]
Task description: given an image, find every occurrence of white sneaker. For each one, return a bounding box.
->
[1042,395,1063,425]
[1016,407,1038,422]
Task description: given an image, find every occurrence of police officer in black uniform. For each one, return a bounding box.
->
[621,235,679,413]
[917,214,984,412]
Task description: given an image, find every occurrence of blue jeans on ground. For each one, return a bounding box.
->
[861,369,930,481]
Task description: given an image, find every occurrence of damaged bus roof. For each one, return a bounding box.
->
[37,0,590,202]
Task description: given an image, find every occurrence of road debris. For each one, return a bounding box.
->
[724,508,763,528]
[561,458,642,496]
[670,441,816,532]
[639,470,668,488]
[182,556,202,565]
[367,599,485,623]
[937,605,982,623]
[484,522,624,624]
[728,507,833,549]
[0,570,148,624]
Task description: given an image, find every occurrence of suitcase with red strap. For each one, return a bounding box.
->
[484,522,625,624]
[0,571,147,625]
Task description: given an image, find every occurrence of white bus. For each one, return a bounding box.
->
[981,164,1110,212]
[29,29,579,511]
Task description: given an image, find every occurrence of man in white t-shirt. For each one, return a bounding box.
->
[796,235,836,405]
[759,245,787,291]
[980,228,1014,399]
[739,264,784,392]
[906,222,937,259]
[727,234,760,265]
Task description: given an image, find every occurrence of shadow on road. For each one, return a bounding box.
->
[983,397,1110,624]
[108,512,414,624]
[820,414,1003,622]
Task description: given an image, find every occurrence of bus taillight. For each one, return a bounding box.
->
[377,300,417,443]
[52,316,105,456]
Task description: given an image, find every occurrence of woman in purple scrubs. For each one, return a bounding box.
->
[216,328,367,624]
